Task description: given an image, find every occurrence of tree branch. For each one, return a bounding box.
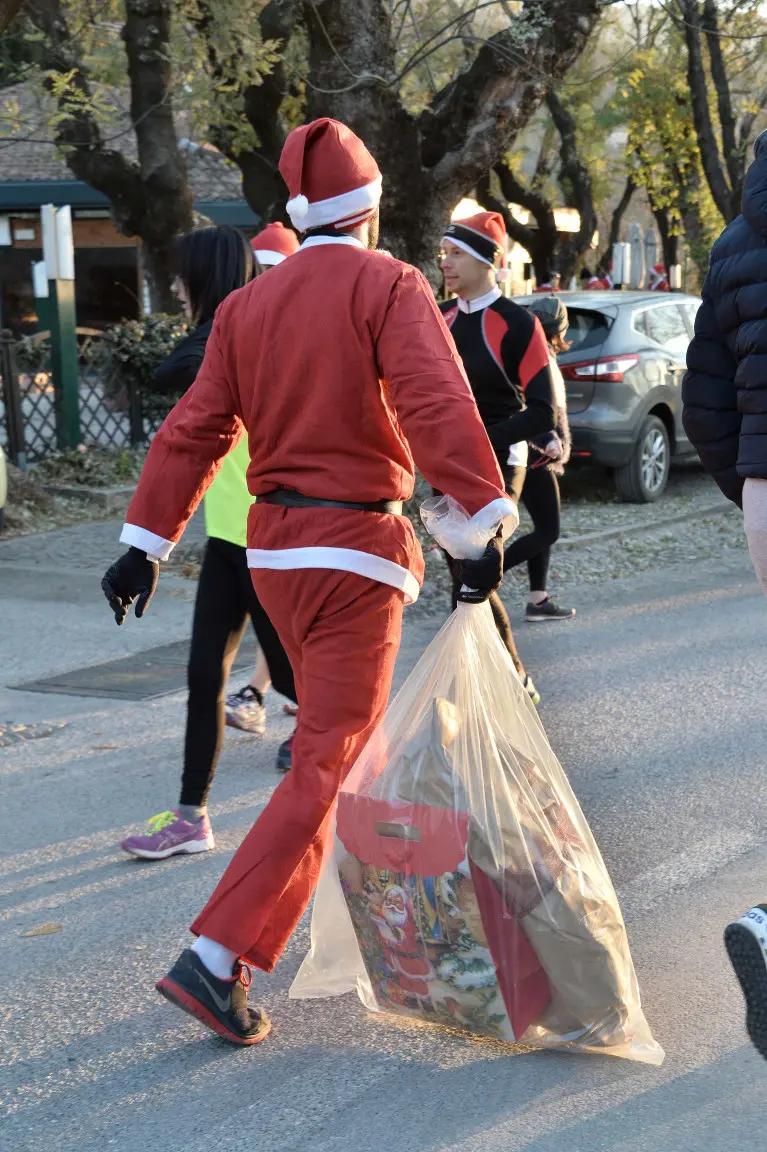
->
[606,173,635,252]
[122,0,192,213]
[677,0,736,221]
[193,0,301,222]
[26,0,192,307]
[0,0,24,35]
[419,0,605,205]
[545,85,596,273]
[491,156,559,280]
[476,169,536,254]
[701,0,741,205]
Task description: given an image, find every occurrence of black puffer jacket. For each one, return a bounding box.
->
[682,133,767,506]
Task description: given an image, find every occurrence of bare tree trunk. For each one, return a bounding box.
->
[482,160,559,283]
[677,0,737,221]
[295,0,604,283]
[652,204,678,275]
[0,0,24,33]
[195,0,299,224]
[546,87,597,282]
[26,0,193,310]
[122,0,194,309]
[701,0,742,209]
[601,174,635,266]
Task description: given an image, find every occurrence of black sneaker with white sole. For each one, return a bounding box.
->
[724,905,767,1060]
[525,596,576,622]
[156,948,271,1046]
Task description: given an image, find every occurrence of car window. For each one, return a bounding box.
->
[563,307,610,354]
[638,304,690,356]
[632,310,648,338]
[681,300,700,334]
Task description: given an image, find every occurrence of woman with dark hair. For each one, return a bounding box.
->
[121,224,299,862]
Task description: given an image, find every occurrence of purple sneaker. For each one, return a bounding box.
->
[121,810,215,860]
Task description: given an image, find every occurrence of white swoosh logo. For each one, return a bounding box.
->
[194,969,232,1013]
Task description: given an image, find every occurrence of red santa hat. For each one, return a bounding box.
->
[442,211,507,268]
[250,221,299,266]
[279,118,382,232]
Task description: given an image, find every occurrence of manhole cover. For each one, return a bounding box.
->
[13,637,258,701]
[0,720,67,747]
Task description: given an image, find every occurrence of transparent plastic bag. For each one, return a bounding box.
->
[290,501,664,1065]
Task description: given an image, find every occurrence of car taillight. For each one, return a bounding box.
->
[561,354,640,383]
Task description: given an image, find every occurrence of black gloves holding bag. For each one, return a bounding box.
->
[454,531,504,604]
[102,547,159,625]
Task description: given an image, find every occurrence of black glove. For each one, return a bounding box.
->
[455,531,503,604]
[101,547,159,625]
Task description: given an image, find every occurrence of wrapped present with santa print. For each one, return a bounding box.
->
[334,792,550,1042]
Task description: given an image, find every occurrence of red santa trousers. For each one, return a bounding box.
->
[190,566,405,972]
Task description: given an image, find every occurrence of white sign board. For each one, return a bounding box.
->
[40,203,75,281]
[32,261,49,299]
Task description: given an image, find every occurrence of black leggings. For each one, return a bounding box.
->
[503,465,560,592]
[181,536,297,808]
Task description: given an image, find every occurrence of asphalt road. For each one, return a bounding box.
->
[1,538,766,1152]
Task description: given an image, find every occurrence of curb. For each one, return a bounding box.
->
[556,499,733,550]
[42,484,135,515]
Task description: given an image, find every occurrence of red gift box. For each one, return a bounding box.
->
[336,793,550,1042]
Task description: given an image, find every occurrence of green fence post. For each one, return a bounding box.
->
[41,204,80,450]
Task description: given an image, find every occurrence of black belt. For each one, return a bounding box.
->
[256,489,403,515]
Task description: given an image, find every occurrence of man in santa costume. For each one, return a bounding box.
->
[101,118,515,1046]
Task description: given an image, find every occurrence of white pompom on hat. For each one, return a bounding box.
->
[279,118,382,232]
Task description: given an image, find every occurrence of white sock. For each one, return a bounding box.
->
[191,935,238,979]
[530,591,549,606]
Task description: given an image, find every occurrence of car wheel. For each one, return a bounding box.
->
[614,415,670,503]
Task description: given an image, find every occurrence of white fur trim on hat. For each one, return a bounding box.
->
[287,177,382,232]
[253,250,286,266]
[441,235,496,269]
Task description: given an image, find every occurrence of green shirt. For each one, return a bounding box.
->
[203,435,253,548]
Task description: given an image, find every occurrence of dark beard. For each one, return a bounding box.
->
[367,210,380,251]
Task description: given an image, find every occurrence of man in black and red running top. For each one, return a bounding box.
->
[439,211,555,704]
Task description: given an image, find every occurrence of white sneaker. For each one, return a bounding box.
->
[224,685,267,734]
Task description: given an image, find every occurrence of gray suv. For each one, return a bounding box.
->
[515,291,701,501]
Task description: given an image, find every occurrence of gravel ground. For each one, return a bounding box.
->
[4,456,748,624]
[411,466,747,621]
[540,463,721,536]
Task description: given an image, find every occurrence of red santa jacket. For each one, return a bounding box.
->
[121,236,512,603]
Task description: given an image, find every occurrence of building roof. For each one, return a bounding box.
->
[0,83,255,217]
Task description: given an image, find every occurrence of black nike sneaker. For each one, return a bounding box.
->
[156,948,271,1046]
[525,596,576,622]
[724,906,767,1060]
[275,734,293,773]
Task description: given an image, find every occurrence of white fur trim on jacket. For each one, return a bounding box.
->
[120,523,175,561]
[287,177,382,231]
[471,497,519,544]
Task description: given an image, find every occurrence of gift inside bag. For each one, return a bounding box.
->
[335,792,550,1042]
[291,498,664,1066]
